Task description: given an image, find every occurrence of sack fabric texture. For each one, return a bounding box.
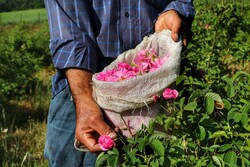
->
[92,30,182,137]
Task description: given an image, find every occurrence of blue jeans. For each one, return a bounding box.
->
[44,86,97,167]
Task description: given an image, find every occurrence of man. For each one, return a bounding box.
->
[44,0,195,166]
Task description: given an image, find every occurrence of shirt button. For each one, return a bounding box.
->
[124,12,130,17]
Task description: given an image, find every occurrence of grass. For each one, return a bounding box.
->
[0,8,47,25]
[0,120,49,167]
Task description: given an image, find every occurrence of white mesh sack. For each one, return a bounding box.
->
[92,30,182,113]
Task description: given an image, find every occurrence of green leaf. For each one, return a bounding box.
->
[223,76,235,98]
[210,131,229,139]
[178,97,185,109]
[241,112,248,126]
[138,137,149,152]
[150,159,159,167]
[212,156,222,167]
[164,117,174,131]
[176,75,186,85]
[242,104,250,113]
[210,145,221,149]
[149,131,168,142]
[199,125,206,140]
[123,146,136,165]
[205,96,214,115]
[218,144,232,152]
[232,71,250,82]
[227,108,238,121]
[224,151,237,166]
[95,152,109,167]
[205,92,223,103]
[189,89,209,102]
[234,112,242,123]
[223,99,231,110]
[184,101,197,111]
[107,149,119,167]
[240,99,250,105]
[150,139,165,156]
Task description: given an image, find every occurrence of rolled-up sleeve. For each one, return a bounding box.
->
[45,0,98,73]
[165,0,195,18]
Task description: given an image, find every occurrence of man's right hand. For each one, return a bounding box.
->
[65,69,117,153]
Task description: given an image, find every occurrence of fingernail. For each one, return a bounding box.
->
[108,132,117,139]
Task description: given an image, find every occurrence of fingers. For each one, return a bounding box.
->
[154,10,188,46]
[170,18,181,42]
[75,115,117,152]
[89,117,118,139]
[80,130,101,152]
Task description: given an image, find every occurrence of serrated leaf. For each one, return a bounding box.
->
[199,125,206,140]
[184,101,197,111]
[205,96,214,115]
[224,151,237,166]
[218,144,232,152]
[138,137,148,152]
[150,139,165,156]
[232,71,250,81]
[205,92,223,103]
[149,131,168,142]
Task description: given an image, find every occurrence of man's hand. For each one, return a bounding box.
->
[155,10,187,46]
[65,69,117,153]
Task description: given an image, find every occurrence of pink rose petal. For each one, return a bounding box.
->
[98,135,116,151]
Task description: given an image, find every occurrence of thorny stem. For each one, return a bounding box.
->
[119,114,134,137]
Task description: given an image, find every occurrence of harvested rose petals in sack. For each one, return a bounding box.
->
[96,48,169,82]
[92,30,182,138]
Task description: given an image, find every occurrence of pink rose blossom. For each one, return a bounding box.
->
[162,88,179,99]
[98,135,116,151]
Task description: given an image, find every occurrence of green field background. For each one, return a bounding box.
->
[0,8,47,25]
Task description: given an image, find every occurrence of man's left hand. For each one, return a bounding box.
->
[155,10,187,46]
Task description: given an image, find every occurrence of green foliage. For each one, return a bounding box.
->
[0,14,50,167]
[0,0,45,12]
[0,22,51,100]
[185,0,250,80]
[96,1,250,166]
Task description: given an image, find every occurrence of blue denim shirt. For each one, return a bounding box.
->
[44,0,195,97]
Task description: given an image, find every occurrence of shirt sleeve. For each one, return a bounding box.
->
[164,0,195,18]
[44,0,98,73]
